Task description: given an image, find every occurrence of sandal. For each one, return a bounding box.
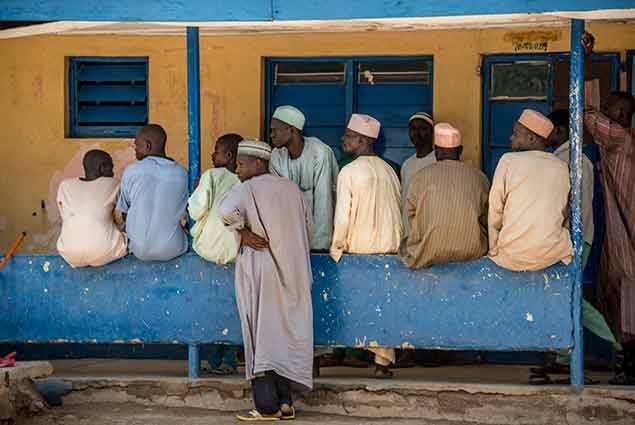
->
[529,373,599,385]
[236,410,280,421]
[281,406,295,421]
[609,373,635,386]
[374,365,393,379]
[211,363,237,375]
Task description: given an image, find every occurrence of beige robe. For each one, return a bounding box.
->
[330,156,402,262]
[400,151,435,235]
[56,177,127,267]
[488,151,572,271]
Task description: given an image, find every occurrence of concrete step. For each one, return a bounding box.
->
[36,360,635,424]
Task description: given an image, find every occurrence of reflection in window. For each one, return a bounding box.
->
[358,60,431,84]
[490,62,549,99]
[274,62,346,84]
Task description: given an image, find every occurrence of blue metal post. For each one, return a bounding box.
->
[188,343,201,379]
[187,27,201,195]
[569,18,585,389]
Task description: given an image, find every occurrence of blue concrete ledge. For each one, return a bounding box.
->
[0,253,573,351]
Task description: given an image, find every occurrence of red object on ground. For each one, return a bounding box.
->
[0,352,16,368]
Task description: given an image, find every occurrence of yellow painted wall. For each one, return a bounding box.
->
[1,22,634,253]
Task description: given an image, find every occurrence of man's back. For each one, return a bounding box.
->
[118,156,188,261]
[488,151,572,271]
[57,177,127,267]
[400,160,489,269]
[331,156,402,261]
[189,167,240,264]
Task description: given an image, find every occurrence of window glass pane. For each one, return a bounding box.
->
[275,62,345,84]
[358,60,431,84]
[490,62,549,99]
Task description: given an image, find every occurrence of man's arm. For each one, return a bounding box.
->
[217,185,269,250]
[311,150,338,249]
[188,171,211,221]
[115,173,131,227]
[584,110,631,152]
[488,157,507,255]
[330,171,352,263]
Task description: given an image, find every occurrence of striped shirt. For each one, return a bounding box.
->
[585,109,635,341]
[399,160,489,269]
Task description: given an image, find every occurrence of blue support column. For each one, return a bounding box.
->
[187,27,201,195]
[569,18,585,390]
[188,343,201,379]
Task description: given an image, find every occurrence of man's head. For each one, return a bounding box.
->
[212,133,243,169]
[341,114,381,156]
[511,109,553,152]
[235,139,272,182]
[409,112,434,149]
[270,105,305,148]
[547,109,570,148]
[604,91,635,128]
[133,124,167,160]
[83,149,114,180]
[433,123,462,161]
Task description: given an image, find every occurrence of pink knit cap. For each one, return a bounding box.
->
[347,114,381,139]
[434,123,461,148]
[517,109,554,138]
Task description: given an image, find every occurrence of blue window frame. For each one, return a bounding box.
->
[68,57,149,138]
[264,56,433,166]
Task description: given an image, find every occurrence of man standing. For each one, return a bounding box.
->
[270,105,339,251]
[488,110,572,271]
[116,124,188,261]
[57,150,127,267]
[400,112,436,235]
[400,123,489,269]
[582,31,635,385]
[218,140,314,419]
[330,114,402,378]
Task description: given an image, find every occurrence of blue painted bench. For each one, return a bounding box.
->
[0,253,573,378]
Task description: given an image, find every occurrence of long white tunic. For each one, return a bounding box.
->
[56,177,127,267]
[218,173,314,389]
[330,156,403,262]
[270,136,339,250]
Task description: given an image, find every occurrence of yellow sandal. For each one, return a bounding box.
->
[236,410,281,421]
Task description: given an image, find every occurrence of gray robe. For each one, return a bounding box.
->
[218,173,314,389]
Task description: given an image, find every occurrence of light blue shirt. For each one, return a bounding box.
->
[117,156,188,261]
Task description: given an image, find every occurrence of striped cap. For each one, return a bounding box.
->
[237,139,272,161]
[409,112,434,127]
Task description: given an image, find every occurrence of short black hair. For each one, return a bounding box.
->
[83,149,113,175]
[137,124,167,149]
[547,109,569,129]
[609,91,635,115]
[217,133,243,156]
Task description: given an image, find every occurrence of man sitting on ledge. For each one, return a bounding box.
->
[116,124,188,261]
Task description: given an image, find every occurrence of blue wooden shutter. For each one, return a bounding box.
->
[69,57,149,138]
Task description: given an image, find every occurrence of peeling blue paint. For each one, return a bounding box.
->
[0,253,573,352]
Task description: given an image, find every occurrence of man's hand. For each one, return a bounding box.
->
[239,228,269,250]
[582,31,595,56]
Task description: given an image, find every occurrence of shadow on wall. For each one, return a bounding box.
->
[27,142,137,253]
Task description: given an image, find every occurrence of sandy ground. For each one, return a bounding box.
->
[19,402,474,425]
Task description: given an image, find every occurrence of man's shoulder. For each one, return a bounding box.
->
[305,137,336,158]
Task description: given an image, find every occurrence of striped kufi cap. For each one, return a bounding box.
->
[237,139,272,161]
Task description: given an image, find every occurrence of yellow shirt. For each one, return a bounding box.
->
[488,151,572,271]
[330,156,402,262]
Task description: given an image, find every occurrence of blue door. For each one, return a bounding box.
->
[481,53,620,288]
[264,56,433,167]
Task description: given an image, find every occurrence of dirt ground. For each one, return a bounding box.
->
[19,402,475,425]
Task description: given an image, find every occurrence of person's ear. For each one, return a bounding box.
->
[144,139,152,152]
